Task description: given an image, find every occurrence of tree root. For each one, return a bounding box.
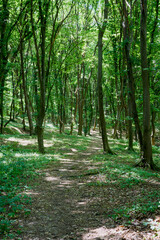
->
[134,160,160,171]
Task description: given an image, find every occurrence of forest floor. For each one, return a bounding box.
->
[0,123,160,239]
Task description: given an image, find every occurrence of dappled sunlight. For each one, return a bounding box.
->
[2,124,160,240]
[44,140,54,147]
[60,158,74,164]
[57,179,74,188]
[45,174,60,182]
[8,126,24,134]
[92,174,106,183]
[71,148,78,152]
[81,161,92,165]
[7,137,36,146]
[104,167,160,186]
[45,176,60,182]
[52,137,64,143]
[53,154,65,161]
[44,171,76,188]
[65,152,76,156]
[77,182,85,186]
[143,178,160,185]
[59,168,68,172]
[23,189,39,196]
[93,147,101,150]
[59,168,78,173]
[82,225,158,240]
[81,152,92,156]
[77,200,88,206]
[143,216,160,232]
[15,152,40,158]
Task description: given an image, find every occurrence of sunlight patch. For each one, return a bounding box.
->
[82,225,159,240]
[65,152,76,156]
[7,137,36,146]
[15,153,40,158]
[71,148,78,152]
[44,140,53,147]
[78,201,87,206]
[93,147,101,150]
[143,217,160,231]
[81,152,92,156]
[24,190,39,195]
[45,176,59,182]
[59,168,68,172]
[57,179,74,188]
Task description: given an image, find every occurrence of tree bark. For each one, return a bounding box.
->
[97,0,112,153]
[20,33,34,135]
[97,30,112,153]
[140,0,154,169]
[122,0,143,152]
[30,0,50,153]
[0,1,9,133]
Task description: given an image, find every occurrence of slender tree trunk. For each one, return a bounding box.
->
[20,34,34,135]
[74,88,78,123]
[0,1,9,133]
[123,0,143,152]
[128,90,133,150]
[88,85,93,135]
[151,111,156,145]
[30,0,50,153]
[77,64,84,136]
[70,90,73,135]
[96,0,112,153]
[112,36,121,139]
[148,0,159,147]
[140,0,155,169]
[97,30,112,153]
[20,83,26,130]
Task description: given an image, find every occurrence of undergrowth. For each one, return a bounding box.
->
[88,140,160,225]
[0,123,91,239]
[0,121,160,238]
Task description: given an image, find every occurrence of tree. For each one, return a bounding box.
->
[140,0,156,169]
[0,0,9,133]
[122,0,143,152]
[95,0,112,153]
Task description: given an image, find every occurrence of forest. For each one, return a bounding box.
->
[0,0,160,239]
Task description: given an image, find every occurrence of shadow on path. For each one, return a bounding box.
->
[20,132,159,240]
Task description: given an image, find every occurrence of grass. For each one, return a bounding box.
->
[0,149,59,239]
[0,121,92,239]
[86,138,160,225]
[0,120,160,238]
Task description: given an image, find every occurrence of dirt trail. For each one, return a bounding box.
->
[20,133,158,240]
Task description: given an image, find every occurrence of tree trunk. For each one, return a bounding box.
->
[140,0,155,169]
[20,34,34,135]
[20,83,26,130]
[77,64,84,136]
[30,0,49,153]
[128,91,133,151]
[70,90,73,135]
[97,30,112,153]
[148,0,159,147]
[0,1,9,134]
[123,0,143,152]
[151,111,156,145]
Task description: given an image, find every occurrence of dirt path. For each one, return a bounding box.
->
[19,133,159,240]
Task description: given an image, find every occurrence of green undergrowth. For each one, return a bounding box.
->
[0,150,58,239]
[0,120,160,237]
[87,140,160,224]
[0,122,91,239]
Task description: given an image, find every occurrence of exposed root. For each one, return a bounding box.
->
[134,160,160,171]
